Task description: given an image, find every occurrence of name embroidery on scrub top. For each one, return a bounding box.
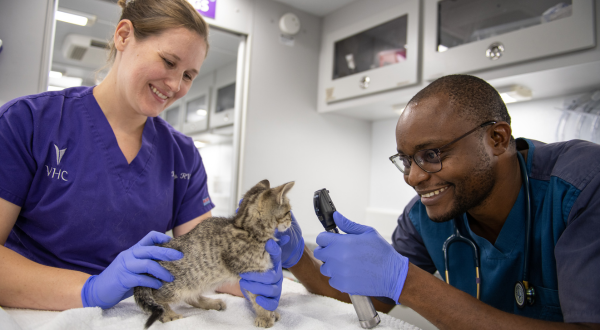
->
[45,144,69,181]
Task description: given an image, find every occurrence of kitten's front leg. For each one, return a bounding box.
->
[246,291,280,328]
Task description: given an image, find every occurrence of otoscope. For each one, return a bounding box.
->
[313,189,381,329]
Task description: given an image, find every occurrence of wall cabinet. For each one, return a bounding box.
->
[161,62,237,133]
[423,0,596,81]
[317,0,599,121]
[317,0,420,110]
[209,62,237,129]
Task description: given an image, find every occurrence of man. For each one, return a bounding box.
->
[271,75,600,329]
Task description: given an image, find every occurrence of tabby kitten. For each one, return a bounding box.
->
[134,179,294,329]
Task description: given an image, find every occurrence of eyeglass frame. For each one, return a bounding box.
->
[389,121,497,175]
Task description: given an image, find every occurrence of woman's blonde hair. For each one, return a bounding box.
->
[108,0,210,62]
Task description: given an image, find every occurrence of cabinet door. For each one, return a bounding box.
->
[423,0,596,81]
[182,91,210,134]
[318,0,420,106]
[209,63,237,129]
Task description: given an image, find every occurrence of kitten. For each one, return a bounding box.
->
[134,179,294,329]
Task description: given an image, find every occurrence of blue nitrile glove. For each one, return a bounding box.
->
[81,231,184,309]
[313,212,409,304]
[238,199,304,269]
[239,239,283,311]
[274,211,304,268]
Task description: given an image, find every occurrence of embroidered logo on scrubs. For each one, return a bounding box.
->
[54,144,67,165]
[45,144,69,181]
[203,197,211,206]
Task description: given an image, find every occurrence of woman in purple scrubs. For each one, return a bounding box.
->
[0,0,221,310]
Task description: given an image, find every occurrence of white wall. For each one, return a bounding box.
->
[241,0,372,243]
[0,0,55,106]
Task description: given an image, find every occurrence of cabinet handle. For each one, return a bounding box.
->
[486,42,504,60]
[360,76,371,89]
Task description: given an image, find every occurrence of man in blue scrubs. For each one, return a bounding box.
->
[277,75,600,329]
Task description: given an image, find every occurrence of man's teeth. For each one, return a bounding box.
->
[421,187,447,198]
[151,85,168,100]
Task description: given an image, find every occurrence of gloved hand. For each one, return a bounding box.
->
[313,212,409,303]
[239,239,283,311]
[81,231,184,309]
[274,211,304,268]
[237,199,304,269]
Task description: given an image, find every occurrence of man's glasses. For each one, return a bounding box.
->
[389,121,497,175]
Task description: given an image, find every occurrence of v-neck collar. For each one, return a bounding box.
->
[83,87,157,192]
[462,183,528,260]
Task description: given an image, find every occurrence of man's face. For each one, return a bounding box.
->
[395,95,496,222]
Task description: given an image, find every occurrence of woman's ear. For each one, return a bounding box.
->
[489,121,513,156]
[114,19,134,52]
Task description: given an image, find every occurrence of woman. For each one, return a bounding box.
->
[0,0,225,310]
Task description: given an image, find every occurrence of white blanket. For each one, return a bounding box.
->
[4,279,420,330]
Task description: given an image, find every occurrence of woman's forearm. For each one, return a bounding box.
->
[0,245,89,310]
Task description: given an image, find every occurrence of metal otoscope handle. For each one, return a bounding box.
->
[313,189,380,329]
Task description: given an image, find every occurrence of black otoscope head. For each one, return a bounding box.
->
[313,189,337,231]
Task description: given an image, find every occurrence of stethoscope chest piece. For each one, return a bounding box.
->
[515,281,535,308]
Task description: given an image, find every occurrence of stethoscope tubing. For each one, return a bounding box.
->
[442,152,531,303]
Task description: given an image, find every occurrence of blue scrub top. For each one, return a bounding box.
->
[390,138,600,323]
[0,87,215,275]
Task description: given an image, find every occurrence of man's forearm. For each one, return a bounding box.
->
[400,263,600,330]
[288,246,349,302]
[0,245,89,310]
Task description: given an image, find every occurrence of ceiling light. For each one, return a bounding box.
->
[437,45,449,53]
[49,71,63,79]
[392,103,407,115]
[193,140,207,148]
[196,109,208,116]
[48,75,83,88]
[48,86,65,91]
[56,8,97,26]
[496,85,533,104]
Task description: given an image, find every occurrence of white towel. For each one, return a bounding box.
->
[5,279,420,330]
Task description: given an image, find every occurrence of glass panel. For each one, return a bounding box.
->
[186,95,208,123]
[165,107,179,126]
[438,0,573,52]
[216,83,236,113]
[333,14,408,80]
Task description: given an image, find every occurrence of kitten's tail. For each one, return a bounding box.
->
[134,286,164,329]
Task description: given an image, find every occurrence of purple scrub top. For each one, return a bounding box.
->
[0,86,215,275]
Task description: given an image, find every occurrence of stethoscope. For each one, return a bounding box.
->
[442,152,535,308]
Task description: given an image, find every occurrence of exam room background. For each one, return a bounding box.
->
[0,0,599,246]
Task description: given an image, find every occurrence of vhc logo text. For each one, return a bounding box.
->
[46,144,68,181]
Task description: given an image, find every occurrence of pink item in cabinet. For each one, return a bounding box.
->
[378,48,406,67]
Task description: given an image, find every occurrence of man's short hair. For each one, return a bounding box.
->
[408,75,511,126]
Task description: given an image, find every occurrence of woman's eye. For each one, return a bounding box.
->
[163,58,174,67]
[184,73,192,80]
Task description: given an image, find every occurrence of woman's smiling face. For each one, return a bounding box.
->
[114,23,207,118]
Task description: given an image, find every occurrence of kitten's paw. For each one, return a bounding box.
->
[210,299,226,311]
[254,315,276,328]
[160,313,183,323]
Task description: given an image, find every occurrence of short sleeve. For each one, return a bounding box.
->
[391,195,437,274]
[173,147,215,227]
[555,171,600,323]
[0,100,36,206]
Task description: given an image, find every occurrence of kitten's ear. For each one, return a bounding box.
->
[257,179,270,189]
[272,181,295,205]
